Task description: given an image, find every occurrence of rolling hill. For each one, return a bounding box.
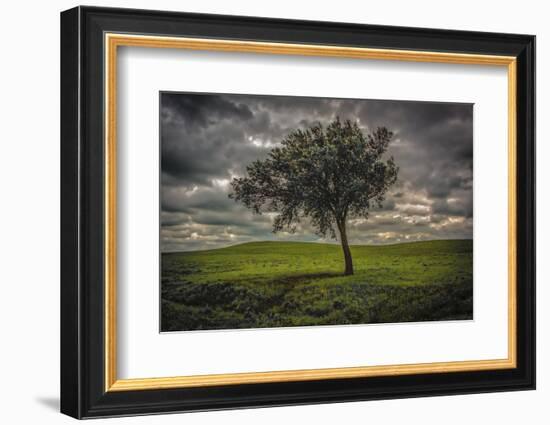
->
[161,239,473,331]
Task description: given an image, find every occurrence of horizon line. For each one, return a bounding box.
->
[162,237,473,255]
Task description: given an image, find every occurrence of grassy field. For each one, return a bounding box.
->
[161,240,473,332]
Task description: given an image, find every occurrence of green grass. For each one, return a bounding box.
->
[161,239,473,331]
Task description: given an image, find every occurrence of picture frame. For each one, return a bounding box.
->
[60,5,535,419]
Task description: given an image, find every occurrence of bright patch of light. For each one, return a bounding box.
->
[212,178,230,188]
[250,138,278,149]
[183,185,198,197]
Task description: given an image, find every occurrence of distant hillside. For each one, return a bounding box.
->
[164,239,473,256]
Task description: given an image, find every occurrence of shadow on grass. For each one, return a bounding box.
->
[275,271,342,285]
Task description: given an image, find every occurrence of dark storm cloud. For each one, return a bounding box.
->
[160,92,473,252]
[162,93,254,128]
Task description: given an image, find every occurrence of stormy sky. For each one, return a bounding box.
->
[160,92,473,252]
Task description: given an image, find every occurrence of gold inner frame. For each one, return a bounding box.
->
[104,33,517,392]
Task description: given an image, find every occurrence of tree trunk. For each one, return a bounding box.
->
[337,220,354,275]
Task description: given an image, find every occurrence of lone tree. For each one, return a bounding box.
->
[230,118,398,275]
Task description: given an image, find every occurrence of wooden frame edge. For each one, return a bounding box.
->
[507,59,518,369]
[108,358,516,391]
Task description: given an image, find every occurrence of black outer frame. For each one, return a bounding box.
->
[60,5,535,419]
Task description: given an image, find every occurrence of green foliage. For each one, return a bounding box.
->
[161,240,473,332]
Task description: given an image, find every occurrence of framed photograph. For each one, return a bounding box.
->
[60,6,535,419]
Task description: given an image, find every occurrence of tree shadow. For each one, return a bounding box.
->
[276,272,342,285]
